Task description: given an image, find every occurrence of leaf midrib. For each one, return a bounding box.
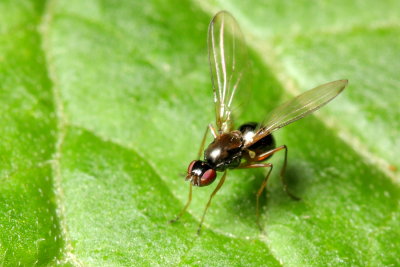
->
[39,0,81,264]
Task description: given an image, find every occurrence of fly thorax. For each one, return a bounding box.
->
[204,131,243,169]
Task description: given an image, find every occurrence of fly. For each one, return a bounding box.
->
[170,11,348,234]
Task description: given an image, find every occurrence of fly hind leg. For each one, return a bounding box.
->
[256,145,300,201]
[238,162,273,231]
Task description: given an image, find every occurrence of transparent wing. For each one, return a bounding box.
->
[247,79,348,146]
[208,11,248,133]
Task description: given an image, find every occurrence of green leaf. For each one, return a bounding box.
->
[1,0,399,266]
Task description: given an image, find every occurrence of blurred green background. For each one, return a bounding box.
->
[0,0,399,266]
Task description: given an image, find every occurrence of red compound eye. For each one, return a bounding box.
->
[199,169,217,187]
[187,160,197,174]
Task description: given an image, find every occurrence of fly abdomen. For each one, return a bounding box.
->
[239,122,276,161]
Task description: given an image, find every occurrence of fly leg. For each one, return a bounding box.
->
[169,183,193,223]
[256,145,300,201]
[170,124,217,224]
[238,163,273,231]
[197,171,227,235]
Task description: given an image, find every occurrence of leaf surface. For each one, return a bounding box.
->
[0,0,399,266]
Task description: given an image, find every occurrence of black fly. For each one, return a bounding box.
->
[170,11,348,234]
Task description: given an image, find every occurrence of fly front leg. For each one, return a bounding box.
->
[197,171,227,235]
[169,183,192,224]
[256,145,300,201]
[238,162,273,231]
[170,124,217,224]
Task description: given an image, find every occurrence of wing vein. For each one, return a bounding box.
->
[248,80,348,146]
[211,24,222,103]
[219,18,227,106]
[208,11,250,132]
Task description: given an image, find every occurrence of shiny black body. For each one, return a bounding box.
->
[204,122,275,172]
[239,122,275,158]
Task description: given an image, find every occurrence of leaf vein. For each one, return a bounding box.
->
[39,0,82,265]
